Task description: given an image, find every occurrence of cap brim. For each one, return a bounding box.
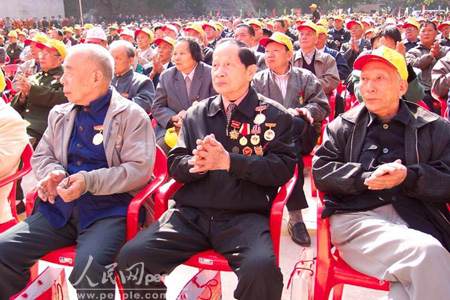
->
[354,54,396,74]
[297,24,316,33]
[259,37,291,51]
[154,38,174,47]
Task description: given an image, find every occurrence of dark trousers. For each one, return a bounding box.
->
[287,117,319,211]
[117,207,283,300]
[0,211,126,300]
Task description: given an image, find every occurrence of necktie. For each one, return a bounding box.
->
[185,76,192,98]
[226,103,237,125]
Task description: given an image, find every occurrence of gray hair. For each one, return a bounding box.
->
[109,40,136,58]
[66,43,115,82]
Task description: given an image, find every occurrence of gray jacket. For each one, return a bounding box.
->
[252,66,330,123]
[111,69,155,113]
[293,49,340,95]
[152,62,216,139]
[406,43,449,91]
[32,89,156,196]
[431,52,450,98]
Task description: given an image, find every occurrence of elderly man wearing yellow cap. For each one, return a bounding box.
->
[402,18,420,52]
[309,3,320,24]
[15,32,48,79]
[11,38,67,147]
[135,27,155,71]
[314,46,450,300]
[253,32,329,246]
[438,21,450,47]
[6,30,23,64]
[294,21,339,95]
[143,36,175,88]
[340,19,372,67]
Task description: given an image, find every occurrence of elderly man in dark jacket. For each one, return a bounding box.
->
[313,46,450,300]
[110,40,155,113]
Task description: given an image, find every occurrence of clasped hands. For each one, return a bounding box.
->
[364,159,407,190]
[37,170,86,204]
[188,134,230,173]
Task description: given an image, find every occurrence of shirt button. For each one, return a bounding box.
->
[76,160,82,166]
[83,107,89,112]
[383,124,389,130]
[79,126,84,131]
[382,148,389,154]
[76,143,82,148]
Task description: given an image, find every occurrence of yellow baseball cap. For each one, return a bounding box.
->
[247,19,264,29]
[354,46,408,81]
[316,24,328,36]
[184,23,205,35]
[153,36,176,48]
[83,23,94,30]
[402,18,419,30]
[317,19,328,28]
[135,28,154,41]
[297,21,319,35]
[25,32,48,46]
[37,39,67,59]
[309,3,318,9]
[7,31,17,38]
[259,32,293,52]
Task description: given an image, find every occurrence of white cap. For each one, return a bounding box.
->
[163,24,178,35]
[120,28,135,38]
[86,27,107,41]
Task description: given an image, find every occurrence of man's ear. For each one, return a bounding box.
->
[399,79,408,97]
[246,64,258,80]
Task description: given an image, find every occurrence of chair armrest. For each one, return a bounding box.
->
[316,192,332,268]
[152,179,183,220]
[126,173,167,241]
[0,144,33,188]
[25,190,38,216]
[270,166,298,264]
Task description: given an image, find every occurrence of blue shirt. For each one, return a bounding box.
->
[39,88,132,229]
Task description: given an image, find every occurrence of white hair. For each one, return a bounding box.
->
[109,40,136,58]
[66,43,115,82]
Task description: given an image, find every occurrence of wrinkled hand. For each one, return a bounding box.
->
[56,173,86,203]
[14,75,31,101]
[364,159,407,190]
[152,55,163,74]
[188,134,230,173]
[37,170,67,204]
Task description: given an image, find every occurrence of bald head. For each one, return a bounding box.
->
[61,44,114,105]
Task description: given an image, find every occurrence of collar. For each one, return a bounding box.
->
[342,100,440,129]
[270,65,292,78]
[207,86,258,119]
[116,68,133,78]
[77,87,112,113]
[41,65,63,76]
[367,101,412,127]
[222,89,249,111]
[182,63,198,81]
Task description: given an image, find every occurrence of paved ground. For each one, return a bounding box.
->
[38,171,388,299]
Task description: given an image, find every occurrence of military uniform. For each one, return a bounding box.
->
[12,66,67,146]
[117,87,296,300]
[6,42,23,64]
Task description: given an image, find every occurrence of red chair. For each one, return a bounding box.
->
[0,143,33,225]
[151,167,298,295]
[313,192,389,300]
[26,146,168,292]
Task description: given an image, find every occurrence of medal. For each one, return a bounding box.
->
[232,146,240,153]
[254,105,268,125]
[229,120,241,140]
[254,145,264,156]
[239,136,248,146]
[251,125,261,135]
[242,146,253,156]
[93,125,104,145]
[250,134,260,145]
[229,129,239,140]
[93,133,104,145]
[254,113,266,125]
[264,123,277,141]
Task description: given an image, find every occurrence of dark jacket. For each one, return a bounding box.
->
[168,87,297,214]
[313,101,450,251]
